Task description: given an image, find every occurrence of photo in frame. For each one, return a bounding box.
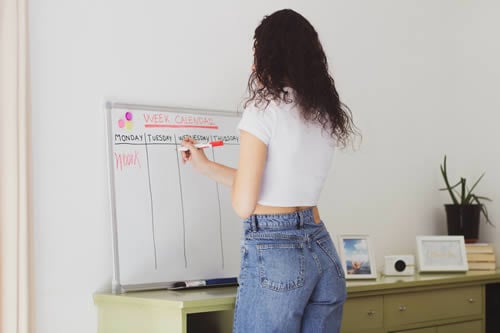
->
[338,235,377,279]
[416,235,468,272]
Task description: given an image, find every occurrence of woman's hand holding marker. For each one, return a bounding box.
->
[179,137,234,187]
[179,137,225,173]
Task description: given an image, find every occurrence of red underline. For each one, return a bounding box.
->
[144,124,219,129]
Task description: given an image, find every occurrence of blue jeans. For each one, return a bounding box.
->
[232,208,347,333]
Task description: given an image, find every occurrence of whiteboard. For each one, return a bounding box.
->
[105,102,242,293]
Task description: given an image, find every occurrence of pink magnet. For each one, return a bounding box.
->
[125,112,133,121]
[118,119,125,128]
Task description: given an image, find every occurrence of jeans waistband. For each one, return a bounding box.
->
[243,208,318,232]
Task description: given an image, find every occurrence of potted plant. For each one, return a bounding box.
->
[440,155,494,243]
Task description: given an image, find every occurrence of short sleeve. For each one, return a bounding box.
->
[237,106,274,145]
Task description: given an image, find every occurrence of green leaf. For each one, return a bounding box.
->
[475,195,492,202]
[472,195,495,227]
[461,178,466,204]
[464,172,485,203]
[439,180,462,192]
[440,155,459,204]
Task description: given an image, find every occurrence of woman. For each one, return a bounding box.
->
[181,8,357,333]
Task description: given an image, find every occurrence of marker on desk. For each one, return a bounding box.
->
[177,140,224,152]
[170,277,238,289]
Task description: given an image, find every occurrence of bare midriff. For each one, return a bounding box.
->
[252,205,321,224]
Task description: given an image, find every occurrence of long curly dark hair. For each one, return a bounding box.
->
[245,9,358,147]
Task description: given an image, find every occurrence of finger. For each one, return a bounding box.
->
[181,140,197,151]
[182,136,196,145]
[181,150,191,161]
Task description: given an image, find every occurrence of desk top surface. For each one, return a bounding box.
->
[94,269,500,309]
[346,268,500,293]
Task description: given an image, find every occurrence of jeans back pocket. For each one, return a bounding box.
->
[256,242,305,292]
[316,236,345,279]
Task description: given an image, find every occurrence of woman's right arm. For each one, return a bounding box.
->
[231,130,267,218]
[181,131,267,219]
[180,137,236,187]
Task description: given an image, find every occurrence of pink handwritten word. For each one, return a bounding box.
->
[115,151,141,171]
[144,113,170,124]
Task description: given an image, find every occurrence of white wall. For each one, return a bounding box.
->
[29,1,500,332]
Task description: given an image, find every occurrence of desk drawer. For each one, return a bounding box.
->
[436,320,482,333]
[384,286,482,326]
[341,296,383,332]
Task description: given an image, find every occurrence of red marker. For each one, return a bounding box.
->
[177,140,224,151]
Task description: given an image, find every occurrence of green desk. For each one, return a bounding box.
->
[94,270,500,333]
[94,286,235,333]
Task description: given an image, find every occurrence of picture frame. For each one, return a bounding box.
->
[416,236,468,272]
[338,235,377,279]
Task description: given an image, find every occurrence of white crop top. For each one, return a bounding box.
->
[237,89,336,207]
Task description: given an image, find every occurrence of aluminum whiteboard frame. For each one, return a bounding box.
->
[105,101,240,293]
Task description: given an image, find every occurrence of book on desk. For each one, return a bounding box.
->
[466,243,497,271]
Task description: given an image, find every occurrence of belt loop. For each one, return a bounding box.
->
[251,215,258,232]
[297,210,304,229]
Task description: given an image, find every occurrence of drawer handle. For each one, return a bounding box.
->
[399,305,407,312]
[468,298,476,303]
[367,310,376,316]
